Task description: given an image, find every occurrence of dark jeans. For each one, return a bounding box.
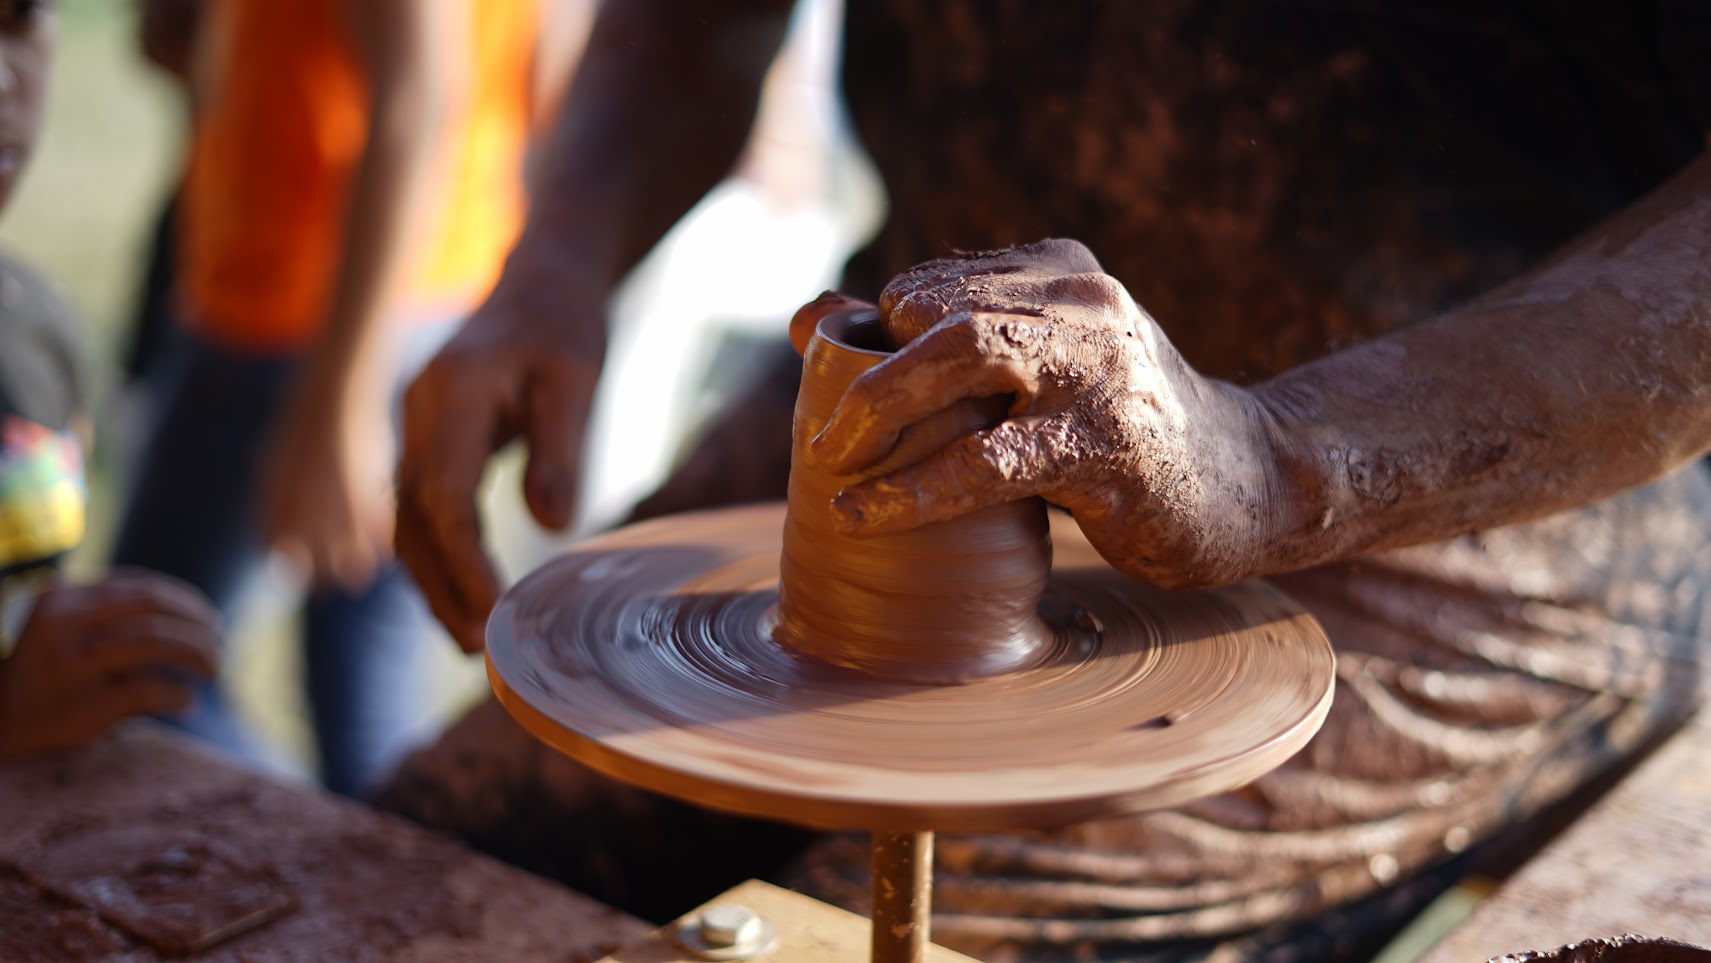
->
[112,329,432,796]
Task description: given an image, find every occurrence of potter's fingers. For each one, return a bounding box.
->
[102,671,199,721]
[397,399,502,652]
[880,283,952,345]
[27,673,197,754]
[790,292,875,355]
[394,497,495,653]
[811,313,1041,473]
[49,570,221,636]
[829,415,1070,535]
[521,360,596,532]
[75,611,220,680]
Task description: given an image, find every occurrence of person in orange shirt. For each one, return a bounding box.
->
[112,0,546,795]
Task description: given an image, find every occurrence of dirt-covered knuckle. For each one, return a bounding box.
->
[908,312,986,371]
[967,418,1058,491]
[1015,238,1103,275]
[881,284,950,344]
[1039,270,1132,320]
[880,260,954,316]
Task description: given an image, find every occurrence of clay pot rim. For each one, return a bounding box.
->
[814,307,891,357]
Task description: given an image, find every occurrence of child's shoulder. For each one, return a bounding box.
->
[0,249,82,433]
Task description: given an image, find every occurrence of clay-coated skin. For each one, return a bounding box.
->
[803,157,1711,590]
[801,244,1281,593]
[1487,936,1711,963]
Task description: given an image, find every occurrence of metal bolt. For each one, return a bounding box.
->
[677,904,778,961]
[700,905,762,947]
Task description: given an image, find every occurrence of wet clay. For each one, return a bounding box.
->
[0,729,646,962]
[774,308,1053,682]
[1487,936,1711,963]
[485,502,1336,832]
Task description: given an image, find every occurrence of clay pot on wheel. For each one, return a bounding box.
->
[773,308,1053,683]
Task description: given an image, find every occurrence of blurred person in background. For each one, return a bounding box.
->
[115,0,199,411]
[110,0,561,796]
[0,0,222,761]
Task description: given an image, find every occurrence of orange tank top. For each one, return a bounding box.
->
[180,0,539,353]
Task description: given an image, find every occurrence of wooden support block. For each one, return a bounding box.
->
[598,879,984,963]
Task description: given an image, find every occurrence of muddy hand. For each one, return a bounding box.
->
[800,238,1291,590]
[396,273,604,653]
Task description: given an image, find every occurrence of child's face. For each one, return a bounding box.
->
[0,0,54,213]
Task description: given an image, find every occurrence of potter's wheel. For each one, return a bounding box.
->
[486,308,1336,962]
[487,503,1334,832]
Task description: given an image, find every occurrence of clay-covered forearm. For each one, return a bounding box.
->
[511,0,797,295]
[1253,152,1711,573]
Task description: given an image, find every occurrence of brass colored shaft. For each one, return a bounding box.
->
[871,830,934,963]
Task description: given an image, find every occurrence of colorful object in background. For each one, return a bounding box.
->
[0,413,85,574]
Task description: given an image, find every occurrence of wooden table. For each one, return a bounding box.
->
[0,724,647,961]
[1422,708,1711,962]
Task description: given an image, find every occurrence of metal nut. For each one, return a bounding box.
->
[676,904,778,961]
[700,905,761,947]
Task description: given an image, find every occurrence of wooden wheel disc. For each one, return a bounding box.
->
[487,504,1335,832]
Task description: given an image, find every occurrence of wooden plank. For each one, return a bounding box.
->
[0,723,648,961]
[1421,711,1711,962]
[599,879,985,963]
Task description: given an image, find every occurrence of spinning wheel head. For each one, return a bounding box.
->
[487,503,1335,831]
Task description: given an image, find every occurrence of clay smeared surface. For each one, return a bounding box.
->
[0,727,646,961]
[1487,935,1711,963]
[486,502,1335,831]
[13,825,296,956]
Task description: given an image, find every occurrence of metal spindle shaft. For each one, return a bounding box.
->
[871,830,934,963]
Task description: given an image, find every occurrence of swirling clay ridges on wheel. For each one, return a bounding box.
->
[486,503,1336,832]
